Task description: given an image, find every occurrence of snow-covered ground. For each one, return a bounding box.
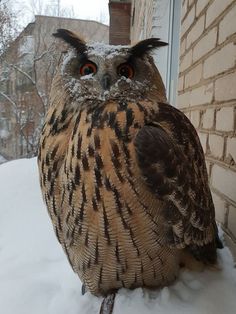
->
[0,158,236,314]
[0,154,7,164]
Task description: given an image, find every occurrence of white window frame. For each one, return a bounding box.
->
[151,0,181,106]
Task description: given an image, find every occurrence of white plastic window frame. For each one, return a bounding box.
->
[151,0,181,106]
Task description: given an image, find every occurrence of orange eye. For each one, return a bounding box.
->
[117,63,134,79]
[80,62,97,76]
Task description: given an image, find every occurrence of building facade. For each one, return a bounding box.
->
[0,15,109,160]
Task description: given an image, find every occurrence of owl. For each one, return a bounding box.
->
[38,29,222,311]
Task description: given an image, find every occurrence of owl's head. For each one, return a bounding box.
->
[53,29,168,106]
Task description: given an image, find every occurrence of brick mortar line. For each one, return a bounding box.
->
[210,186,236,208]
[200,130,236,137]
[206,156,236,172]
[200,130,236,138]
[177,101,236,112]
[179,101,236,111]
[200,128,235,139]
[225,204,230,229]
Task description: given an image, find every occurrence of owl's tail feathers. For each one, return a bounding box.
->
[190,242,219,265]
[187,224,223,267]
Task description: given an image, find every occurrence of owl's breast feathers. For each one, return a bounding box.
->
[38,100,221,295]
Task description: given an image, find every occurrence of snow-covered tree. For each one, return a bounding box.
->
[0,0,17,56]
[0,17,59,158]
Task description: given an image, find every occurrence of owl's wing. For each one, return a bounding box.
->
[134,103,222,263]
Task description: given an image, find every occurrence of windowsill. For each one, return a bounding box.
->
[223,229,236,264]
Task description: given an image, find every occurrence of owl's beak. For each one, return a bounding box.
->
[101,73,111,90]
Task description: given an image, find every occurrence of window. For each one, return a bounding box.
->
[151,0,181,106]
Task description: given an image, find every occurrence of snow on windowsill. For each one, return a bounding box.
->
[0,158,236,314]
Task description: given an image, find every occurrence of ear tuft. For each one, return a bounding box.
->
[53,29,87,55]
[130,38,168,58]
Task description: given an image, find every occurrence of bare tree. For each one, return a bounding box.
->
[0,25,59,158]
[25,0,75,19]
[0,1,18,56]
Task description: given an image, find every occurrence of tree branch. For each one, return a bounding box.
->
[0,90,18,113]
[5,62,36,85]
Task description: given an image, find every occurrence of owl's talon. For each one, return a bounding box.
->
[99,293,116,314]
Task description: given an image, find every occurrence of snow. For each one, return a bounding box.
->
[0,129,10,139]
[0,154,7,164]
[88,43,128,59]
[0,158,236,314]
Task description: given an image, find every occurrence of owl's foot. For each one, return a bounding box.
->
[179,250,205,272]
[99,293,116,314]
[179,249,222,272]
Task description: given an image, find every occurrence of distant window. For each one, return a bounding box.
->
[0,138,7,149]
[18,36,34,57]
[0,117,11,132]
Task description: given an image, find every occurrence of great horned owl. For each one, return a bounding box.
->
[38,29,222,302]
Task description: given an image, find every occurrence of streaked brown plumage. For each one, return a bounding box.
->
[38,29,222,297]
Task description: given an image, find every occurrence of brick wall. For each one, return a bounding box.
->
[130,0,153,43]
[178,0,236,246]
[109,1,131,45]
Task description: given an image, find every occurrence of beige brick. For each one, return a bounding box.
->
[196,0,209,16]
[215,72,236,102]
[190,83,214,106]
[216,107,234,132]
[203,43,236,79]
[202,108,215,129]
[181,5,195,35]
[227,137,236,163]
[177,91,191,109]
[212,191,226,224]
[188,0,194,6]
[186,15,205,49]
[181,0,188,20]
[205,160,211,176]
[211,164,236,202]
[198,131,208,153]
[208,134,224,158]
[219,4,236,44]
[206,0,233,28]
[228,205,236,237]
[185,63,202,88]
[192,27,217,62]
[190,110,200,128]
[178,75,184,91]
[180,38,186,57]
[179,49,192,73]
